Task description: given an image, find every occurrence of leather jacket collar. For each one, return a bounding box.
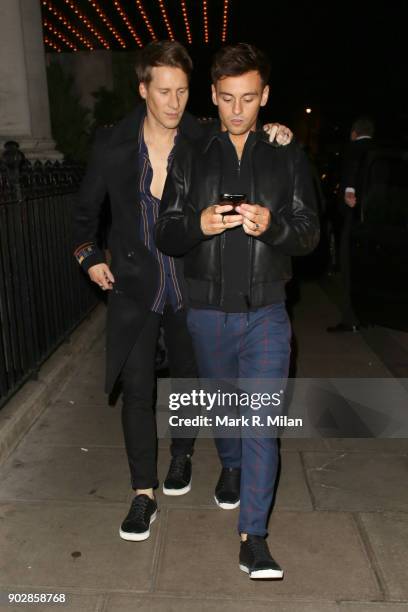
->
[202,119,281,153]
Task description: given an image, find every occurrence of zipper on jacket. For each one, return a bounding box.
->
[220,231,226,308]
[235,147,254,320]
[246,140,257,314]
[220,143,240,311]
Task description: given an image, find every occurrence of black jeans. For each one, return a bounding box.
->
[120,305,197,489]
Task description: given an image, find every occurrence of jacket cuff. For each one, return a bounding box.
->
[258,217,286,246]
[73,242,105,272]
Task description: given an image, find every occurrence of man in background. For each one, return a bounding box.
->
[327,117,376,332]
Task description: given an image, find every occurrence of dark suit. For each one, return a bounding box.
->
[338,137,375,326]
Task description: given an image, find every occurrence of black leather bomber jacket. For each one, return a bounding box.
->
[155,127,320,309]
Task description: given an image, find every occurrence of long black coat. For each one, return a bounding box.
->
[72,104,202,394]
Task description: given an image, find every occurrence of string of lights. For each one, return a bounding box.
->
[42,1,93,50]
[180,0,192,44]
[44,35,62,53]
[203,0,209,44]
[221,0,229,43]
[41,1,235,52]
[43,19,78,51]
[112,0,143,47]
[61,0,110,49]
[135,0,158,41]
[157,0,175,41]
[87,0,127,49]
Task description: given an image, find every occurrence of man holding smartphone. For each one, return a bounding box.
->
[156,43,319,579]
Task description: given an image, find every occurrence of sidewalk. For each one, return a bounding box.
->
[0,281,407,612]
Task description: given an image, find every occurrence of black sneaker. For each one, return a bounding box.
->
[239,535,283,579]
[163,455,192,496]
[214,467,240,509]
[119,494,157,541]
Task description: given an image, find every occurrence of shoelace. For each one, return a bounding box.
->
[128,495,151,522]
[168,455,189,479]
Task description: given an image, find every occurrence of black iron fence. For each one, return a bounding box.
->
[0,142,100,408]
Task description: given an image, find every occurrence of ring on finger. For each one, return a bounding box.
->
[222,215,226,225]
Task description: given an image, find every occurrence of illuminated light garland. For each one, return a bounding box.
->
[221,0,229,43]
[135,0,158,41]
[113,0,143,47]
[61,0,110,49]
[43,19,78,51]
[44,35,62,53]
[42,1,93,50]
[180,0,192,44]
[203,0,209,44]
[157,0,175,41]
[87,0,127,48]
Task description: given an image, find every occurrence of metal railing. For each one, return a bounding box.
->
[0,142,100,408]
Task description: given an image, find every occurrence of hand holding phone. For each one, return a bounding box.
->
[220,193,247,215]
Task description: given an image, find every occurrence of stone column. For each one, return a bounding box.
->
[0,0,61,160]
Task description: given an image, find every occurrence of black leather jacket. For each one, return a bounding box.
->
[155,128,320,309]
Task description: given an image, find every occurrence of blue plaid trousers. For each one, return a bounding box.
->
[186,303,291,536]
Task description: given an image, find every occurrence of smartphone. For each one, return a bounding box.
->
[220,193,247,215]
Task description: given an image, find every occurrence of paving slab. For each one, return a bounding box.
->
[25,400,123,448]
[280,438,332,452]
[104,594,340,612]
[87,334,107,354]
[55,377,108,405]
[155,509,379,600]
[155,448,313,512]
[325,439,408,454]
[0,502,157,591]
[359,512,408,600]
[303,452,408,511]
[295,354,390,378]
[272,451,313,511]
[340,603,408,611]
[0,441,129,503]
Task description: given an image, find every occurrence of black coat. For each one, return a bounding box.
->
[155,128,320,308]
[72,104,202,394]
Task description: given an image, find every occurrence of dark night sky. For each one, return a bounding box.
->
[47,0,407,144]
[185,0,407,143]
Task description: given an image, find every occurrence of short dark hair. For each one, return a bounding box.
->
[211,43,271,86]
[351,117,375,137]
[135,40,193,84]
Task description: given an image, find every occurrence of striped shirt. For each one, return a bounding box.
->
[138,119,183,314]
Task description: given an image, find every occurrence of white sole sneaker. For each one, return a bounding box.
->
[239,563,284,579]
[162,478,192,496]
[214,495,240,510]
[119,510,157,542]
